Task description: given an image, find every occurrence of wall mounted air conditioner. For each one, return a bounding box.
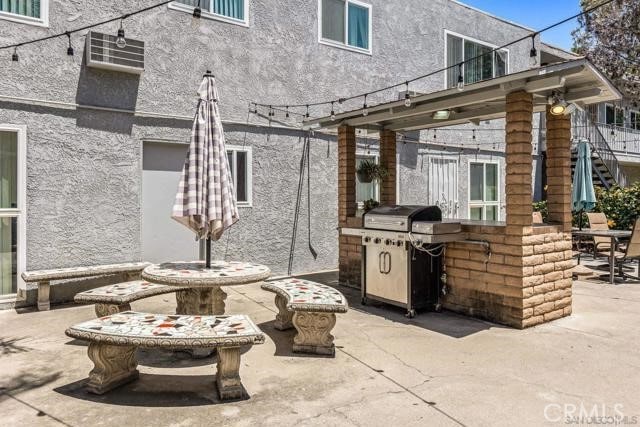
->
[85,31,144,74]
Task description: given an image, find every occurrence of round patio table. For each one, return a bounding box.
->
[141,261,271,315]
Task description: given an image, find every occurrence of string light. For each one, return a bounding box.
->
[305,104,310,118]
[193,0,202,18]
[456,63,464,91]
[66,32,74,56]
[362,94,368,117]
[472,129,476,141]
[11,46,18,62]
[285,106,290,118]
[330,102,336,121]
[529,34,538,67]
[116,18,127,49]
[404,81,412,108]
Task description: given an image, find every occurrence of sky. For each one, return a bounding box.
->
[461,0,582,51]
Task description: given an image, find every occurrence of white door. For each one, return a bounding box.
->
[428,157,459,219]
[142,141,200,263]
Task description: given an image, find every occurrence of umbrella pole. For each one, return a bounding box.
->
[205,237,211,269]
[578,209,584,231]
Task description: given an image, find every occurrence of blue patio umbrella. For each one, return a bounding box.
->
[572,139,597,229]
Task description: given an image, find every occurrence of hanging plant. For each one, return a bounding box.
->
[356,160,389,183]
[363,199,380,213]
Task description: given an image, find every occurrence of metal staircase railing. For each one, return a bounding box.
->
[572,105,629,188]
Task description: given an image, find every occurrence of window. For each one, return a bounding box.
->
[356,155,378,208]
[631,111,640,130]
[446,32,508,88]
[469,162,499,221]
[319,0,371,53]
[0,126,26,297]
[605,104,624,127]
[171,0,248,26]
[226,146,252,207]
[0,0,48,26]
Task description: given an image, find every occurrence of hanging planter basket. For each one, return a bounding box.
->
[357,170,374,183]
[356,159,389,184]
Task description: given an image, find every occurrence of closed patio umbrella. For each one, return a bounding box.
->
[572,139,597,230]
[172,71,239,267]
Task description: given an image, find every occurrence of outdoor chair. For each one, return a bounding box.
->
[614,218,640,281]
[587,212,613,259]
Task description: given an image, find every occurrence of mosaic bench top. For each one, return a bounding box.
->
[66,312,265,349]
[261,279,348,313]
[22,262,151,282]
[74,280,179,305]
[142,261,271,288]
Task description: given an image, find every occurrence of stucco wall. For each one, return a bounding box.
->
[0,0,537,277]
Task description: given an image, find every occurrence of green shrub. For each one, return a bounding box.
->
[533,182,640,230]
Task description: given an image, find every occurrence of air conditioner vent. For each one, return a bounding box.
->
[85,31,144,74]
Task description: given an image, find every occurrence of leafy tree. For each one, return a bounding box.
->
[572,0,640,103]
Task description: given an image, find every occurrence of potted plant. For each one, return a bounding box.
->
[356,160,389,183]
[363,199,380,213]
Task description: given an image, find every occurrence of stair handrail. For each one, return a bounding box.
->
[572,106,628,188]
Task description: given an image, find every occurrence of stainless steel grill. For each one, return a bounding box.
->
[360,205,464,318]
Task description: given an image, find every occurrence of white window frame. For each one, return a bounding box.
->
[318,0,372,55]
[169,0,249,27]
[0,0,48,27]
[443,30,509,89]
[604,103,625,127]
[226,145,252,208]
[630,110,640,130]
[0,125,27,299]
[468,160,500,221]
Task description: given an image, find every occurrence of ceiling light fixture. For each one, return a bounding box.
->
[432,110,451,120]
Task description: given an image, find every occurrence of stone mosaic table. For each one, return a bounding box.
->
[142,261,271,316]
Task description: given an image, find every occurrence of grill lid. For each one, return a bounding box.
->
[364,205,442,231]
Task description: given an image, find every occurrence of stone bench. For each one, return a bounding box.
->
[21,262,150,311]
[74,280,179,317]
[261,279,348,356]
[65,311,265,400]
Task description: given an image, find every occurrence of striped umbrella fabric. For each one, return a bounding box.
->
[172,74,239,241]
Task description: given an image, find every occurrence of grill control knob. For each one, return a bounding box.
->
[374,238,382,244]
[385,239,392,246]
[396,240,403,247]
[364,236,371,243]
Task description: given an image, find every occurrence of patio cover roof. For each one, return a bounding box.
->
[303,59,622,132]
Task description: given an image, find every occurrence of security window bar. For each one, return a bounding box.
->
[321,0,371,52]
[174,0,246,23]
[446,33,508,89]
[469,162,499,221]
[226,146,252,206]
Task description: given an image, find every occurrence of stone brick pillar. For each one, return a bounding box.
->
[338,125,361,286]
[545,108,572,232]
[505,90,533,235]
[379,129,397,206]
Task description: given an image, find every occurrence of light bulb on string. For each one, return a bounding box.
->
[404,82,412,107]
[305,105,310,118]
[330,102,336,121]
[529,34,538,68]
[11,46,18,62]
[362,95,368,117]
[116,18,127,49]
[193,0,202,18]
[285,106,290,119]
[66,32,74,57]
[456,63,464,91]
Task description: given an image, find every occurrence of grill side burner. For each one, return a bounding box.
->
[361,205,454,318]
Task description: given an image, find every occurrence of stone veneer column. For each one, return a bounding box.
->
[338,125,361,286]
[545,107,573,232]
[505,90,534,235]
[379,129,397,206]
[441,91,573,328]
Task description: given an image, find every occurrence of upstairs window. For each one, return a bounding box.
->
[172,0,248,26]
[446,32,508,89]
[630,110,640,130]
[605,104,624,127]
[320,0,371,53]
[0,0,48,26]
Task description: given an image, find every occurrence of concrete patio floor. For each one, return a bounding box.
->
[1,271,639,427]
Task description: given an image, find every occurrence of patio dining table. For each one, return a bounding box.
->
[572,229,632,284]
[142,261,271,315]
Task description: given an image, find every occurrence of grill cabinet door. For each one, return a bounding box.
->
[365,244,408,304]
